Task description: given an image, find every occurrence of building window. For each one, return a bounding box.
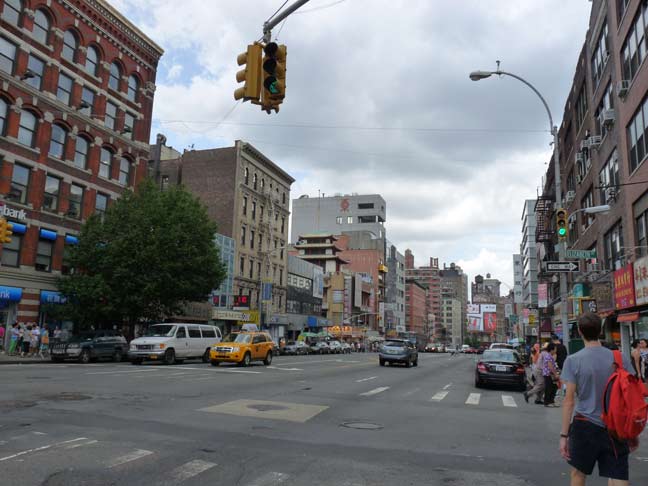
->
[249,259,254,279]
[591,22,609,88]
[32,10,50,44]
[628,96,648,173]
[43,175,60,211]
[358,202,374,209]
[99,148,113,179]
[118,157,131,185]
[621,3,648,82]
[617,0,630,24]
[25,54,44,89]
[241,226,246,247]
[80,87,94,115]
[61,30,78,62]
[282,192,286,204]
[260,205,264,221]
[56,73,73,105]
[127,75,138,102]
[636,212,648,259]
[279,269,283,285]
[242,196,248,216]
[2,0,21,26]
[1,228,20,266]
[594,83,614,137]
[109,62,121,91]
[85,46,99,76]
[599,149,620,204]
[257,262,261,279]
[281,216,285,233]
[35,239,53,272]
[74,136,89,169]
[0,98,7,135]
[18,110,37,147]
[239,257,245,276]
[258,233,263,250]
[603,221,624,270]
[347,216,353,224]
[581,189,595,230]
[105,102,117,130]
[336,216,343,224]
[0,37,16,74]
[253,173,257,190]
[575,86,588,130]
[48,124,67,159]
[252,201,256,220]
[10,164,29,204]
[161,175,169,191]
[68,184,83,219]
[250,230,255,249]
[95,193,108,220]
[244,167,249,185]
[123,112,135,139]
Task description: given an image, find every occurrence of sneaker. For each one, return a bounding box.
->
[523,392,529,403]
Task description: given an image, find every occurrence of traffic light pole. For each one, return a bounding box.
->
[263,0,311,42]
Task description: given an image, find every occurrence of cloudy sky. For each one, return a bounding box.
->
[112,0,592,294]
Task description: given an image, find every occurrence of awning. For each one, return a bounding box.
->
[617,312,640,322]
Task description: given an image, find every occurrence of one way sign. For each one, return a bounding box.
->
[546,261,579,272]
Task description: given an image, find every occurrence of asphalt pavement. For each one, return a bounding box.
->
[0,352,646,485]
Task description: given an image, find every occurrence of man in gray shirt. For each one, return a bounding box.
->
[559,312,633,486]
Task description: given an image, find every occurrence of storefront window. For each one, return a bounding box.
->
[636,316,648,340]
[1,232,21,266]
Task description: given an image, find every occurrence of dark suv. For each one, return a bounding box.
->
[379,339,419,367]
[51,331,128,364]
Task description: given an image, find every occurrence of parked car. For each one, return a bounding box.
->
[379,339,418,367]
[51,331,128,364]
[340,342,352,354]
[328,340,343,354]
[311,341,331,354]
[474,349,526,390]
[461,345,470,353]
[283,341,310,355]
[210,331,274,366]
[129,323,222,365]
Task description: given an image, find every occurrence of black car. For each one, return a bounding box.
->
[51,331,128,364]
[379,339,418,367]
[474,349,526,390]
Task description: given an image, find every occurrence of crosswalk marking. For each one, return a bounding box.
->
[168,459,217,483]
[107,449,154,468]
[247,472,290,486]
[443,383,452,390]
[65,439,98,449]
[356,376,377,383]
[430,391,448,401]
[0,437,87,462]
[502,395,518,407]
[465,393,480,405]
[360,386,389,396]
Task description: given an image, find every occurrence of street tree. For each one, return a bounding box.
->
[54,179,225,330]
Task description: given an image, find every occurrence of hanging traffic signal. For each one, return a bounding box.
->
[261,42,287,113]
[0,218,13,244]
[234,44,262,102]
[556,208,568,240]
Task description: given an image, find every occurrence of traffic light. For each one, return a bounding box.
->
[0,218,13,244]
[556,208,568,240]
[261,42,287,113]
[234,44,262,102]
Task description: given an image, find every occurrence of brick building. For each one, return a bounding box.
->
[404,252,442,337]
[0,0,162,331]
[405,278,427,338]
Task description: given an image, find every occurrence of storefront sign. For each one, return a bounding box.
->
[40,290,66,304]
[467,304,480,314]
[614,264,636,310]
[0,203,27,221]
[212,309,246,321]
[0,285,22,302]
[538,283,548,308]
[312,266,324,299]
[237,310,259,326]
[633,256,648,306]
[483,312,497,333]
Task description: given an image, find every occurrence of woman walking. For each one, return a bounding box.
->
[541,342,560,407]
[632,338,648,381]
[524,342,545,404]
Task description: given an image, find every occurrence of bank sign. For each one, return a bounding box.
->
[0,203,27,221]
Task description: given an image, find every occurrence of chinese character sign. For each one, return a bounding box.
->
[538,283,548,308]
[614,264,636,310]
[634,256,648,306]
[483,313,497,333]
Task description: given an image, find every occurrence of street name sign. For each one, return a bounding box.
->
[566,249,597,259]
[546,261,579,272]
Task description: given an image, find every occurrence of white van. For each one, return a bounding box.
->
[128,323,222,365]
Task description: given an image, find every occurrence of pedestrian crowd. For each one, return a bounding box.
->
[3,322,54,359]
[524,334,568,407]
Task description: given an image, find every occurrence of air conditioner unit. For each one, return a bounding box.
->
[580,139,589,151]
[588,135,603,148]
[600,108,615,127]
[617,80,631,99]
[605,187,617,204]
[565,190,576,204]
[575,152,584,164]
[576,174,583,184]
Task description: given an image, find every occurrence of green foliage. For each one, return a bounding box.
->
[56,179,225,329]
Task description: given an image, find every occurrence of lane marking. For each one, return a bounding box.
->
[221,369,262,374]
[443,383,452,390]
[465,393,481,405]
[247,471,289,486]
[168,372,193,377]
[359,386,390,396]
[32,431,47,435]
[502,395,518,407]
[0,437,87,462]
[107,449,154,468]
[66,439,98,449]
[268,366,303,371]
[355,376,377,383]
[169,459,217,483]
[85,369,159,375]
[430,391,448,402]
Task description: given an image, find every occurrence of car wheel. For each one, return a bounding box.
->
[79,350,91,364]
[163,348,176,365]
[413,358,418,367]
[264,351,273,366]
[241,352,251,367]
[131,359,143,365]
[202,349,210,363]
[379,359,385,366]
[474,374,483,388]
[405,359,411,368]
[210,360,220,367]
[112,349,123,362]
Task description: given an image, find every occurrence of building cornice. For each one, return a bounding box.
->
[238,141,295,184]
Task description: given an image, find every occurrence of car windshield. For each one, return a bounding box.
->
[286,341,296,346]
[68,333,96,342]
[232,334,252,344]
[482,350,517,362]
[384,340,405,347]
[144,325,176,337]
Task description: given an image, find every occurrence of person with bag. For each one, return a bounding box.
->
[542,342,560,407]
[559,312,642,485]
[524,342,546,405]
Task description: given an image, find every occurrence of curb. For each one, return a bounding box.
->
[0,360,50,365]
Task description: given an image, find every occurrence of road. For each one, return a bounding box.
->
[0,353,646,485]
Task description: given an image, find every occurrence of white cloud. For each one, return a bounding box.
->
[165,64,183,81]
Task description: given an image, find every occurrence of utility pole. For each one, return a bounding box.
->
[262,0,312,42]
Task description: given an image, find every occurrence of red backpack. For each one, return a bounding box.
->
[601,350,648,441]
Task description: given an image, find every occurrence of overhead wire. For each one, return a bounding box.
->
[293,0,348,14]
[266,0,290,22]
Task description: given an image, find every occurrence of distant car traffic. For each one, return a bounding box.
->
[379,339,418,367]
[327,340,343,354]
[210,331,274,366]
[283,341,311,355]
[51,331,127,364]
[340,342,352,354]
[311,341,331,354]
[474,349,526,390]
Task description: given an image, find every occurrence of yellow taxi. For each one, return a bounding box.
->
[209,331,274,367]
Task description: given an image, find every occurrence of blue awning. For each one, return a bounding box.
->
[40,291,66,304]
[0,286,22,302]
[10,223,26,234]
[39,229,58,241]
[65,235,78,245]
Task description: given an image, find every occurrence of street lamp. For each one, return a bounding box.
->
[469,67,571,351]
[576,204,611,215]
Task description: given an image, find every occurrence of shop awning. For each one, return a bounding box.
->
[617,312,640,322]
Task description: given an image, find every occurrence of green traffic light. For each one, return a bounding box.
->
[558,228,567,236]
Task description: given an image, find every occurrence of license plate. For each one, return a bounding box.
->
[495,365,507,372]
[149,354,158,359]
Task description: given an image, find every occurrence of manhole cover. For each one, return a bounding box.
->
[340,422,383,430]
[247,404,288,412]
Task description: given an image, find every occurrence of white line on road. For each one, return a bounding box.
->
[247,471,290,486]
[360,386,390,396]
[32,431,47,435]
[66,439,98,449]
[502,395,518,407]
[107,449,154,468]
[465,393,481,405]
[168,459,217,483]
[221,369,262,374]
[443,383,453,390]
[430,391,448,402]
[355,376,377,383]
[267,366,303,371]
[85,369,159,375]
[335,359,360,363]
[0,437,87,462]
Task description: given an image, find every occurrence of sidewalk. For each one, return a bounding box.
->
[0,352,50,365]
